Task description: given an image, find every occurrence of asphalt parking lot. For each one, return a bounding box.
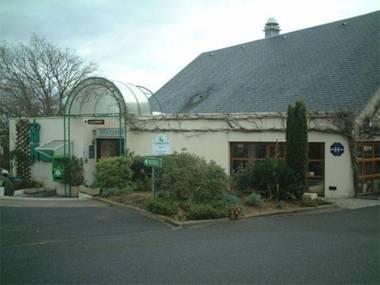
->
[1,199,379,284]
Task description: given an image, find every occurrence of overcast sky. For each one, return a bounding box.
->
[0,0,378,92]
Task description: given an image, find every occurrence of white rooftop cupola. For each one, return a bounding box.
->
[264,18,281,38]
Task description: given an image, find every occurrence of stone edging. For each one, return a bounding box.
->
[93,197,337,228]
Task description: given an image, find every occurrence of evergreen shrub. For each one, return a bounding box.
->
[234,158,300,200]
[156,152,229,203]
[63,156,84,186]
[129,153,151,191]
[95,156,134,189]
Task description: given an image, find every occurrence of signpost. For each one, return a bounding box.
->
[330,142,344,156]
[144,156,162,198]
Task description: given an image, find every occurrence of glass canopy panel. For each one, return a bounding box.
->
[35,140,72,159]
[70,85,120,116]
[113,81,151,115]
[68,78,151,116]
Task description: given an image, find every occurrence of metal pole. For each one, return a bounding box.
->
[152,167,155,198]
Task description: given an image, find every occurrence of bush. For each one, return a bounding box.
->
[156,152,229,203]
[233,162,256,193]
[129,153,151,191]
[246,192,263,207]
[95,156,134,189]
[233,158,302,200]
[146,198,178,217]
[3,176,15,196]
[224,193,241,206]
[186,203,227,220]
[63,156,84,186]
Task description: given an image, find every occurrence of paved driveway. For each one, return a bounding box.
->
[1,199,379,284]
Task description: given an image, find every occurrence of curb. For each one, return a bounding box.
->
[93,197,337,228]
[241,203,337,220]
[92,197,180,227]
[0,195,92,201]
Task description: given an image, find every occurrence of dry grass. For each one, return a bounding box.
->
[241,199,329,217]
[107,191,151,209]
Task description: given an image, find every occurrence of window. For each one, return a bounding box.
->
[230,142,325,195]
[358,141,380,193]
[230,142,286,173]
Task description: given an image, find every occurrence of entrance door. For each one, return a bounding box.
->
[96,139,124,160]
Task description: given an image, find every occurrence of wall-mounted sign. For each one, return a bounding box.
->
[87,119,105,125]
[330,143,344,156]
[95,128,125,138]
[152,134,171,155]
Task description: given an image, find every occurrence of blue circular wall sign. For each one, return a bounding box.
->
[330,143,344,156]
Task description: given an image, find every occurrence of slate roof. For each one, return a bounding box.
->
[151,11,380,114]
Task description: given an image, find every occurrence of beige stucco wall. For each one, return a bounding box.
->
[9,116,121,195]
[127,116,354,198]
[9,114,355,198]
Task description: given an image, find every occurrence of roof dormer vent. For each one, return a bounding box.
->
[264,18,281,38]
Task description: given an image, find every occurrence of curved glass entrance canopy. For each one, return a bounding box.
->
[67,77,152,116]
[63,76,154,196]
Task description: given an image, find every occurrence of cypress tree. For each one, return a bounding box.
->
[286,105,296,170]
[286,101,308,198]
[294,101,308,188]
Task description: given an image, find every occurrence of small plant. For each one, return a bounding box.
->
[224,193,241,206]
[63,156,84,186]
[229,206,242,220]
[146,198,178,217]
[246,192,263,207]
[276,200,285,209]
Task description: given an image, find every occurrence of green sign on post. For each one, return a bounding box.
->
[144,156,162,198]
[143,157,162,168]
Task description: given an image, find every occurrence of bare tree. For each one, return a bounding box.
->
[0,34,97,117]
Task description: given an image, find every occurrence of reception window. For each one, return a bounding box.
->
[358,141,380,193]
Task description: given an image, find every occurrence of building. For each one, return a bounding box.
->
[9,11,380,197]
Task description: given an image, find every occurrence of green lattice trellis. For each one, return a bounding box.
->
[15,119,32,183]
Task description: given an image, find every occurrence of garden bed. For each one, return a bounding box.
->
[241,199,331,217]
[107,191,151,209]
[102,191,333,223]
